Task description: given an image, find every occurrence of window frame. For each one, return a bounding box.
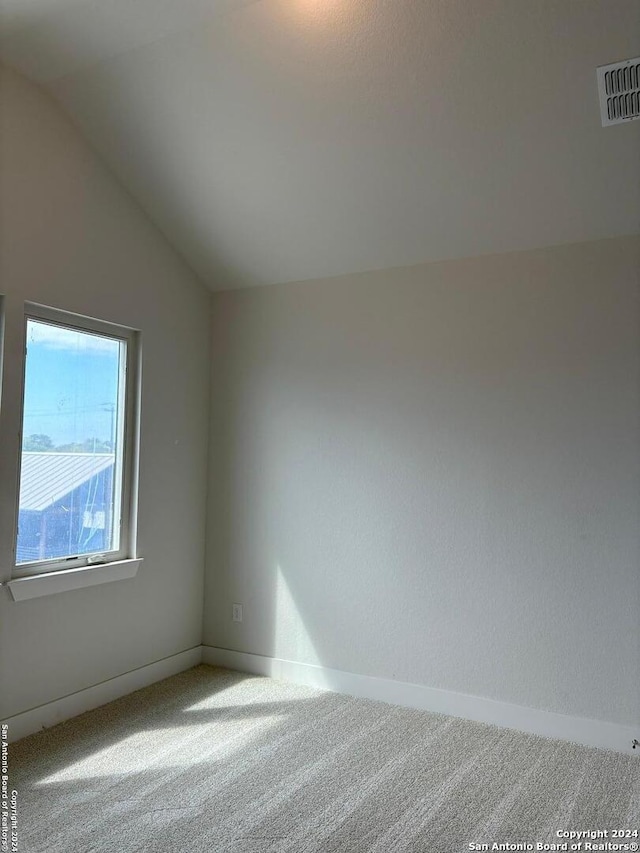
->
[11,303,140,579]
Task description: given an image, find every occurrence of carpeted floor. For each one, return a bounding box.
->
[9,665,640,852]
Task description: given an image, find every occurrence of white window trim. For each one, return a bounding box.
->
[9,302,141,582]
[6,558,142,600]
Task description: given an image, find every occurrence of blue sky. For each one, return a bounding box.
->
[23,321,122,448]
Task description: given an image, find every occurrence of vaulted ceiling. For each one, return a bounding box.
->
[1,0,639,289]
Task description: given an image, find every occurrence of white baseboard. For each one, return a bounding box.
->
[3,646,203,742]
[202,646,638,757]
[6,644,636,756]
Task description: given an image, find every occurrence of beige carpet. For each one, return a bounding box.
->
[9,665,640,852]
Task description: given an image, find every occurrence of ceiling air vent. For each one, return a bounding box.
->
[596,57,640,126]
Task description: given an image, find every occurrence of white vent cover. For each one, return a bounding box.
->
[597,57,640,126]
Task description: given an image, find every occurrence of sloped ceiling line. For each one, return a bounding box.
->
[1,0,639,290]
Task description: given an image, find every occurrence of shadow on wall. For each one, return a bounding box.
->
[205,248,640,724]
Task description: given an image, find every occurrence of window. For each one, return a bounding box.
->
[13,305,139,577]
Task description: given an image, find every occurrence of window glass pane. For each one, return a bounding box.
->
[16,319,126,564]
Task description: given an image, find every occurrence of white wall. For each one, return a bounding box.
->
[2,65,638,739]
[0,67,211,719]
[204,235,640,728]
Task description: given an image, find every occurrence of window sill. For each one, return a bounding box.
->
[5,558,142,601]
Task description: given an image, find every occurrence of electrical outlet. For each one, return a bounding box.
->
[232,603,243,623]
